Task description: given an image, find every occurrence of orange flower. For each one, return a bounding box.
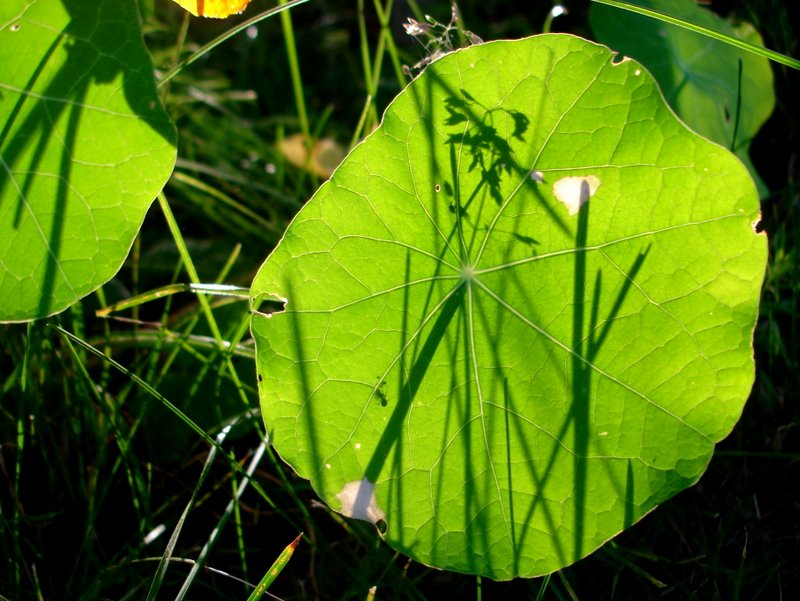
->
[172,0,252,19]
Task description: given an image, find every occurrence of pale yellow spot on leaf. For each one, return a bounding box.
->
[336,478,385,524]
[553,175,601,215]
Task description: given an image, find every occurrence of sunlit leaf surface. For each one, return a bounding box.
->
[250,34,766,578]
[590,0,775,195]
[0,0,176,322]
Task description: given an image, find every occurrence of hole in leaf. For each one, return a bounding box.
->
[252,293,287,316]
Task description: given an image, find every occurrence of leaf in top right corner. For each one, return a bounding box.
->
[590,0,775,196]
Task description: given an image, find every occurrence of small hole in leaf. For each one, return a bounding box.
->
[375,519,388,535]
[611,53,625,65]
[257,373,263,383]
[253,294,287,316]
[11,23,21,32]
[434,184,441,193]
[753,219,764,233]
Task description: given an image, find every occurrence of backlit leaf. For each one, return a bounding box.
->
[0,0,176,322]
[589,0,775,196]
[250,34,766,578]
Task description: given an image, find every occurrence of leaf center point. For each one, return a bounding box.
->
[460,263,477,283]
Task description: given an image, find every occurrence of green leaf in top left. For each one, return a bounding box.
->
[0,0,177,322]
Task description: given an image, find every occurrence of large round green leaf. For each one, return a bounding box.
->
[250,34,766,578]
[0,0,176,322]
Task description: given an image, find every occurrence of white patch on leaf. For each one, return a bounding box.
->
[553,175,601,215]
[336,478,385,524]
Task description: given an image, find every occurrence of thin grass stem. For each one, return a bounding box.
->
[278,0,311,141]
[144,423,234,601]
[49,326,284,518]
[157,192,252,411]
[96,283,249,317]
[174,440,268,600]
[170,171,278,232]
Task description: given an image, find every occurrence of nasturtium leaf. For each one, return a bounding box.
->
[0,0,177,322]
[171,0,252,18]
[589,0,775,196]
[250,34,766,578]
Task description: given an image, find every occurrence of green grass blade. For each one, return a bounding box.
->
[591,0,800,70]
[170,171,277,233]
[231,453,249,596]
[11,384,25,597]
[534,574,551,601]
[278,0,310,144]
[157,193,227,346]
[96,283,249,317]
[86,331,256,360]
[173,158,299,209]
[246,533,302,601]
[59,328,155,592]
[51,324,214,444]
[157,192,252,412]
[175,440,268,601]
[48,325,280,514]
[145,424,234,601]
[371,0,407,87]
